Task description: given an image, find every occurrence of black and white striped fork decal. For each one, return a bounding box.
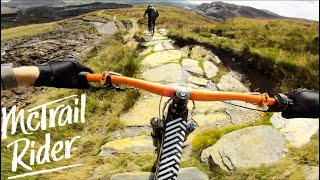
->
[156,117,187,180]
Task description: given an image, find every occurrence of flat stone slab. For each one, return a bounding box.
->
[99,135,154,157]
[120,95,170,126]
[203,61,218,78]
[225,101,261,125]
[162,41,175,50]
[110,167,209,180]
[139,47,153,56]
[182,59,203,75]
[142,64,182,83]
[153,43,165,52]
[270,113,319,147]
[142,39,173,47]
[93,22,118,35]
[151,35,168,40]
[108,126,152,141]
[193,113,230,128]
[141,50,182,68]
[189,76,208,86]
[217,75,249,92]
[201,126,285,171]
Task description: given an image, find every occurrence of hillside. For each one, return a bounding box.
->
[1,0,66,8]
[1,2,132,29]
[1,0,198,9]
[1,4,319,180]
[196,1,281,21]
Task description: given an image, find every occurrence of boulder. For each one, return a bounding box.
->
[217,75,249,92]
[99,135,154,157]
[142,64,182,83]
[182,59,203,75]
[203,61,218,78]
[270,112,319,147]
[201,125,285,171]
[141,50,182,68]
[110,167,208,180]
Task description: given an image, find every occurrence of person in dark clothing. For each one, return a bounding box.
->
[143,4,159,33]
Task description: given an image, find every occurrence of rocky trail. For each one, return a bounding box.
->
[1,18,318,179]
[97,28,319,179]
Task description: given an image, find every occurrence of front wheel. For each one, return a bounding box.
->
[154,117,187,180]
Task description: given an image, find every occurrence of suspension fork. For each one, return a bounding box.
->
[153,87,191,180]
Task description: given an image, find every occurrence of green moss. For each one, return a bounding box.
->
[210,70,227,83]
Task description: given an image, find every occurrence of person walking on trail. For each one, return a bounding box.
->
[143,4,159,33]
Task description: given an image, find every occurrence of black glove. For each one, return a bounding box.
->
[281,88,319,118]
[34,59,93,89]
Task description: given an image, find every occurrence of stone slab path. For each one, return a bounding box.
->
[99,28,319,178]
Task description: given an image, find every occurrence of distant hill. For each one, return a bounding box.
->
[196,1,281,21]
[1,2,132,29]
[1,0,66,8]
[2,0,198,9]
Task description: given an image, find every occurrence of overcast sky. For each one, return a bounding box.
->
[190,1,319,21]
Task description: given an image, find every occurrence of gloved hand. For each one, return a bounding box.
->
[34,59,93,89]
[281,88,319,118]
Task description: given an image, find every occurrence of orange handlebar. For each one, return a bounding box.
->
[86,73,276,106]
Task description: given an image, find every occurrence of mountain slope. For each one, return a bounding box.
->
[2,0,66,8]
[196,1,281,21]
